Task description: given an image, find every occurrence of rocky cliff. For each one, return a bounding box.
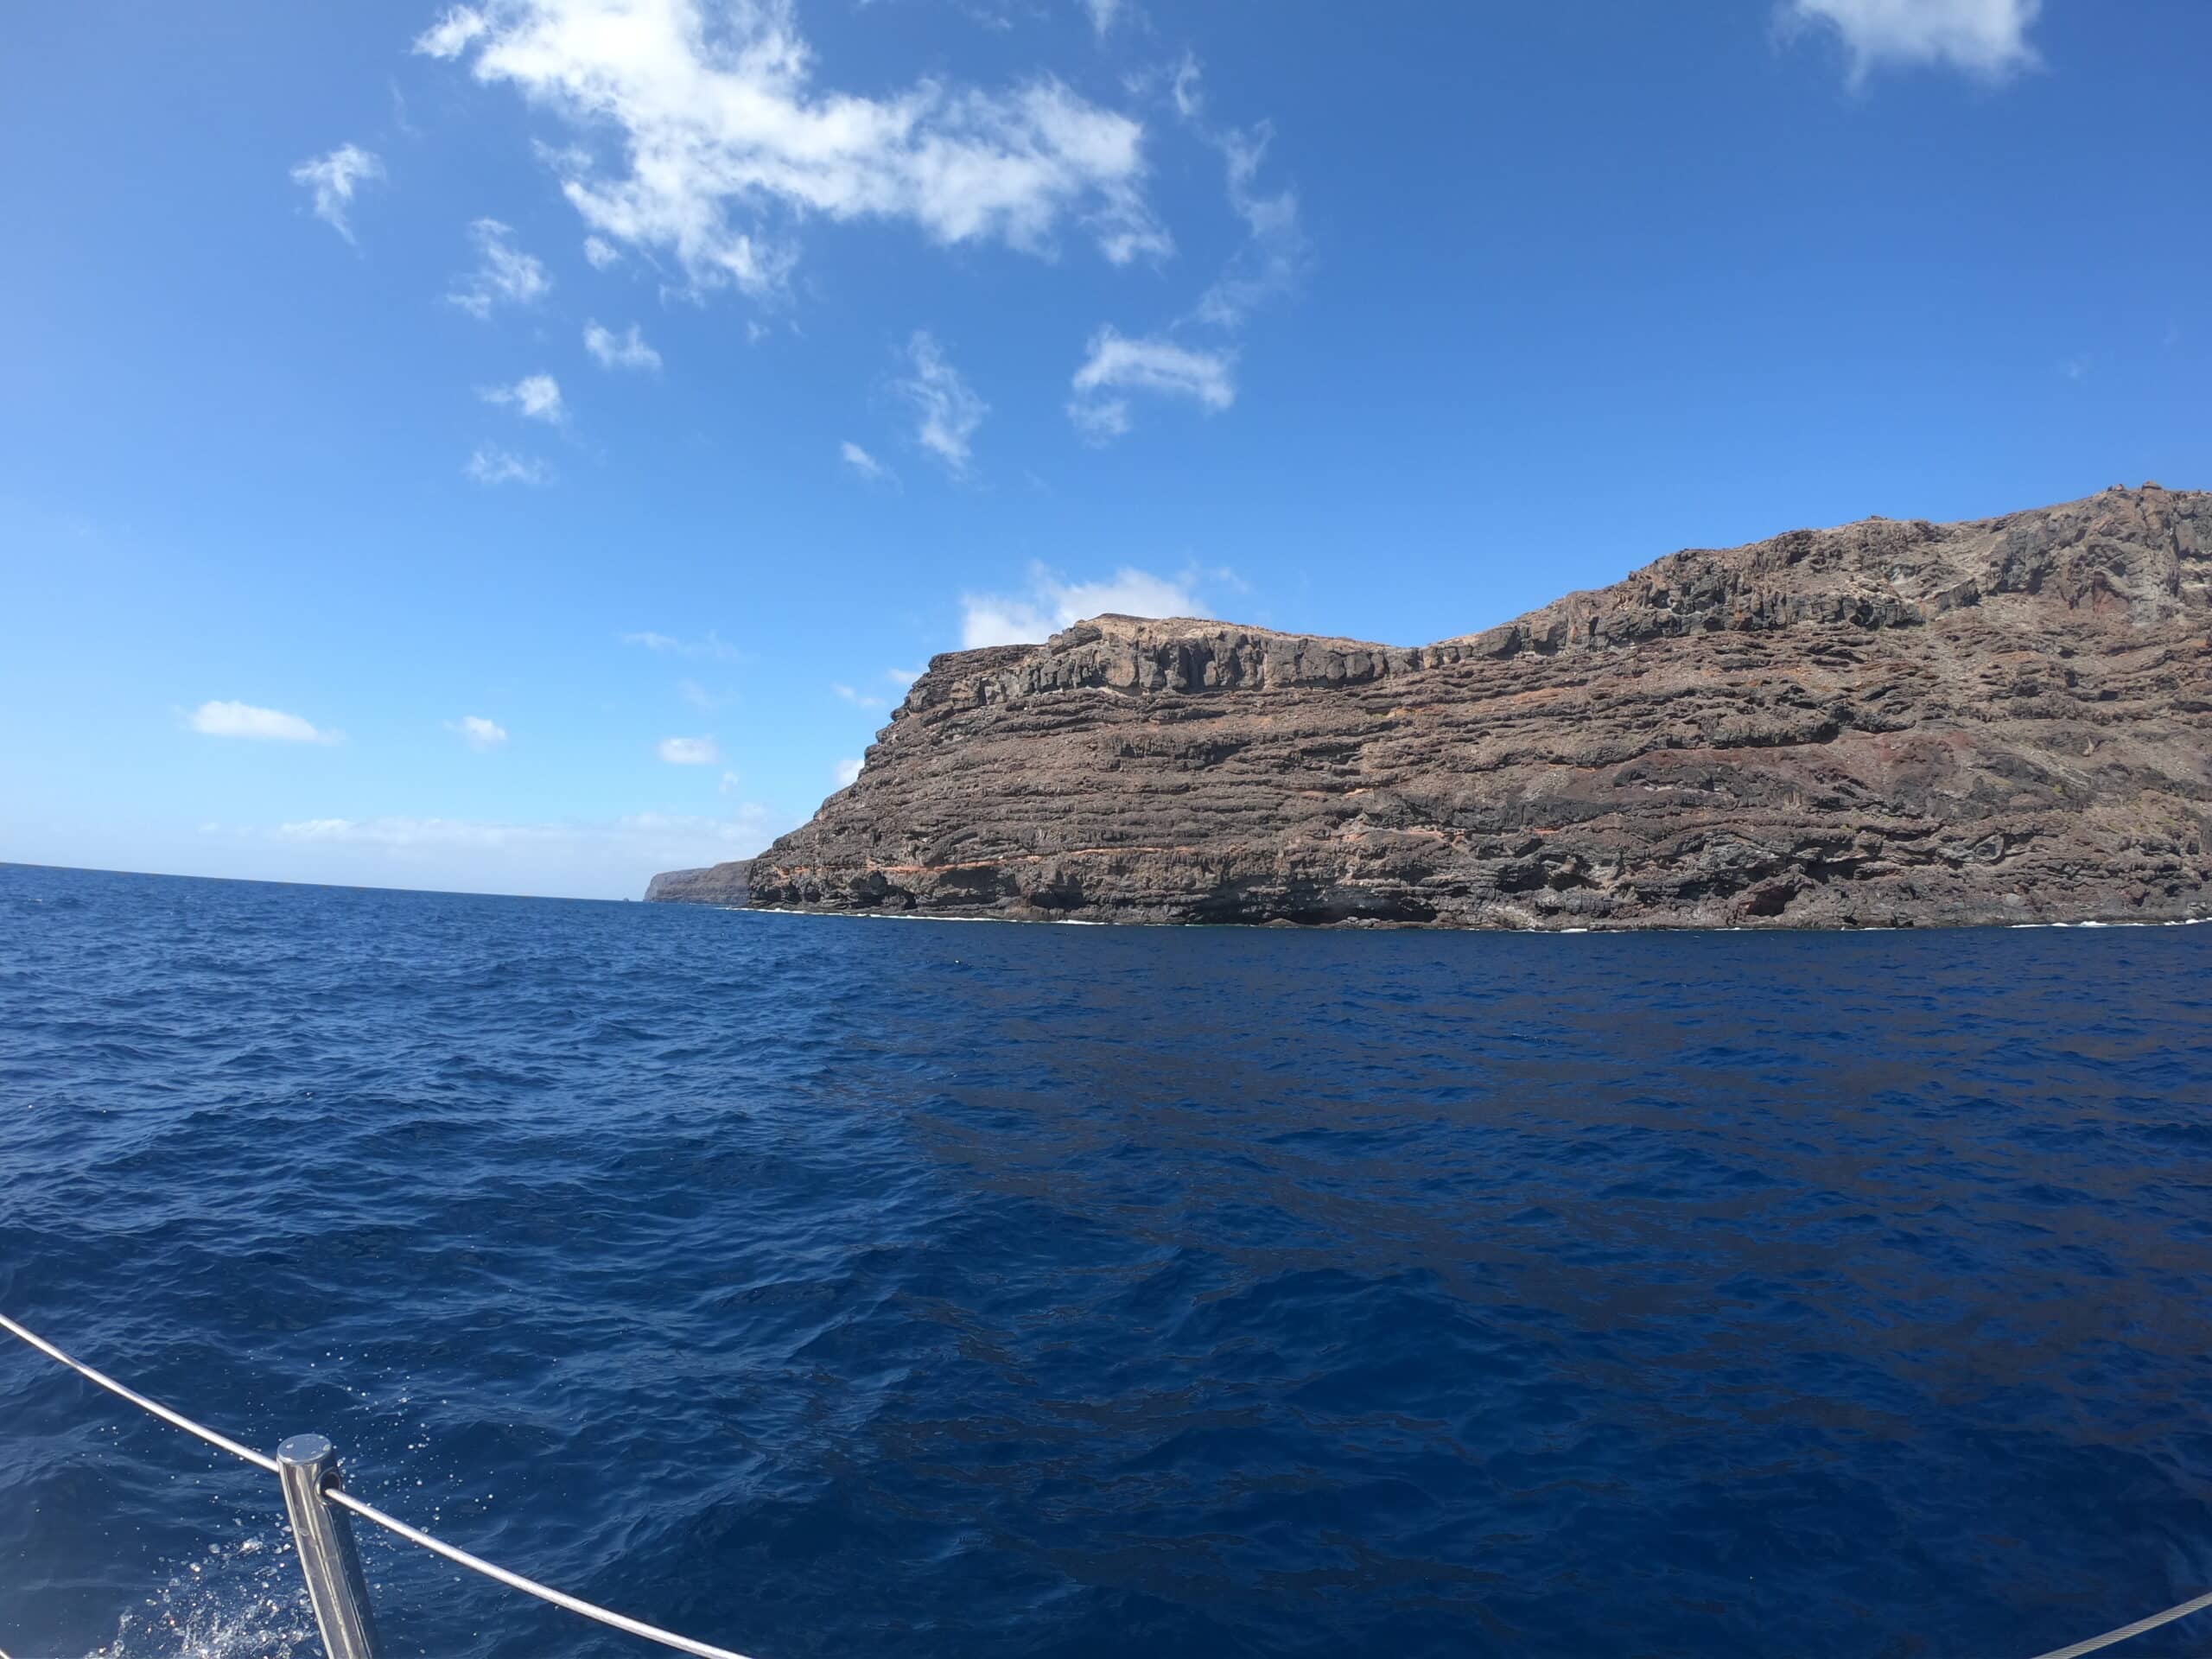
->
[645,862,750,905]
[690,486,2212,928]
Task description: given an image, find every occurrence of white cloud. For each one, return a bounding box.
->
[1217,126,1299,244]
[1067,327,1233,437]
[1073,329,1233,406]
[832,683,887,710]
[840,440,893,484]
[416,7,489,56]
[446,714,510,748]
[582,234,622,268]
[959,563,1213,647]
[415,0,1169,298]
[1193,134,1304,329]
[447,218,551,318]
[658,734,721,765]
[479,372,567,423]
[960,597,1053,647]
[188,701,341,744]
[1784,0,2041,80]
[833,756,863,787]
[1065,395,1130,446]
[1166,55,1306,331]
[279,817,531,848]
[465,445,552,486]
[896,332,988,475]
[1081,0,1121,37]
[264,805,779,899]
[583,320,662,371]
[885,666,923,687]
[289,143,385,242]
[1170,52,1204,120]
[719,769,743,793]
[622,630,741,660]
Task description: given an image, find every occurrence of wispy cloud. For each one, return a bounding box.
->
[1196,143,1305,327]
[1066,396,1131,446]
[582,234,621,269]
[960,563,1217,647]
[446,714,509,749]
[583,321,662,371]
[465,445,552,486]
[1081,0,1122,37]
[290,143,384,242]
[1068,327,1233,437]
[622,630,741,661]
[267,806,781,896]
[278,817,501,848]
[895,332,988,475]
[658,734,721,765]
[414,0,1167,298]
[841,440,894,484]
[885,666,924,688]
[1166,56,1306,332]
[832,683,887,710]
[479,372,567,423]
[1170,54,1202,119]
[416,7,487,56]
[1060,55,1297,442]
[1783,0,2042,82]
[833,757,863,787]
[447,218,551,318]
[188,701,341,744]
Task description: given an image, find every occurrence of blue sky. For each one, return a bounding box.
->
[2,0,2204,899]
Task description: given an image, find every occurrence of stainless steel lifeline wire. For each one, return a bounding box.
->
[321,1483,755,1658]
[0,1309,280,1474]
[4,1307,2209,1659]
[2022,1588,2212,1659]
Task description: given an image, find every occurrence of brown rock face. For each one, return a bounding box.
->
[736,486,2212,928]
[645,863,750,905]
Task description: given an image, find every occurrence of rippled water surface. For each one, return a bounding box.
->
[2,863,2209,1659]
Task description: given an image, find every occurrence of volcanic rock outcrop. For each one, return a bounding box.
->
[644,864,749,905]
[663,486,2212,928]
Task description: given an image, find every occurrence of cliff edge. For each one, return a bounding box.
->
[645,862,751,906]
[681,486,2212,927]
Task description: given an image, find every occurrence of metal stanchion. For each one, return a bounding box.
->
[276,1433,383,1659]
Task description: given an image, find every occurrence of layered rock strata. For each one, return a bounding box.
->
[644,863,750,905]
[668,487,2211,928]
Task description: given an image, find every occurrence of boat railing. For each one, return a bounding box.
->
[1,1312,754,1659]
[3,1307,2208,1659]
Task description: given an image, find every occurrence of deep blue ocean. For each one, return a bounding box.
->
[2,862,2209,1659]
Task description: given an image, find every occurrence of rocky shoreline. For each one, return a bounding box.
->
[653,486,2210,929]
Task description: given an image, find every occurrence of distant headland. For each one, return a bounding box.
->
[652,486,2210,929]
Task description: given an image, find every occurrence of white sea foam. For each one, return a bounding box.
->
[86,1530,313,1659]
[2010,916,2209,929]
